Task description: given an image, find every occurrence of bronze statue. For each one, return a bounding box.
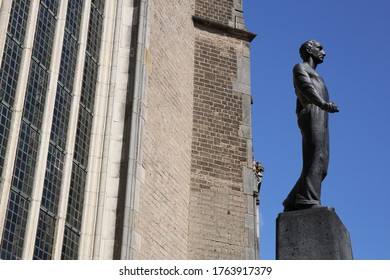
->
[283,40,339,212]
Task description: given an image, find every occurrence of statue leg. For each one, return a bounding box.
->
[282,177,302,211]
[295,106,328,207]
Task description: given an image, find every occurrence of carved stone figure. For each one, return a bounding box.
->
[283,40,339,212]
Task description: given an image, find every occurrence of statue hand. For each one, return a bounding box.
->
[324,102,339,113]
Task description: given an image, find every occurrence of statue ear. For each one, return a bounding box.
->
[306,47,312,54]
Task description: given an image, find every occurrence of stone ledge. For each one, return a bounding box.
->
[193,15,256,42]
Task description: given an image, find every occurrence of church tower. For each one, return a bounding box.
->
[0,0,257,259]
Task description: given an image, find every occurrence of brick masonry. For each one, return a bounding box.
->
[136,0,195,259]
[195,0,233,25]
[134,0,256,259]
[188,28,253,259]
[0,0,256,260]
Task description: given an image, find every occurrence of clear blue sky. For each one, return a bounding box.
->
[245,0,390,260]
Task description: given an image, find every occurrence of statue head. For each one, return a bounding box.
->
[299,40,326,64]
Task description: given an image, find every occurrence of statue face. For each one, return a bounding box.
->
[308,41,326,64]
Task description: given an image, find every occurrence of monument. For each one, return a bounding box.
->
[276,40,353,259]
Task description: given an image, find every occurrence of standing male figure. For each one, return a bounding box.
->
[283,40,339,212]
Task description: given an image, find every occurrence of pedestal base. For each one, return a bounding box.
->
[276,207,353,260]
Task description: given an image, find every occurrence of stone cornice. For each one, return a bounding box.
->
[192,15,257,42]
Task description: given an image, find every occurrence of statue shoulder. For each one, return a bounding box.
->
[293,63,315,79]
[293,63,308,73]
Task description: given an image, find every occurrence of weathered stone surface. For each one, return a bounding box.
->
[276,207,353,260]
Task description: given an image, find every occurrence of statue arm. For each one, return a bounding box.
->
[293,64,328,109]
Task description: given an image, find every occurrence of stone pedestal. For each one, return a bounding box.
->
[276,207,353,260]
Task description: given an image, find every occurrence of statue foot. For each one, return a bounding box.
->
[296,203,323,210]
[283,203,324,212]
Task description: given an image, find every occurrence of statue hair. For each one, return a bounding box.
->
[299,40,317,60]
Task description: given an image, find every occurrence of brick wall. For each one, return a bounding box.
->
[188,28,251,259]
[195,0,234,25]
[135,0,255,259]
[136,0,195,259]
